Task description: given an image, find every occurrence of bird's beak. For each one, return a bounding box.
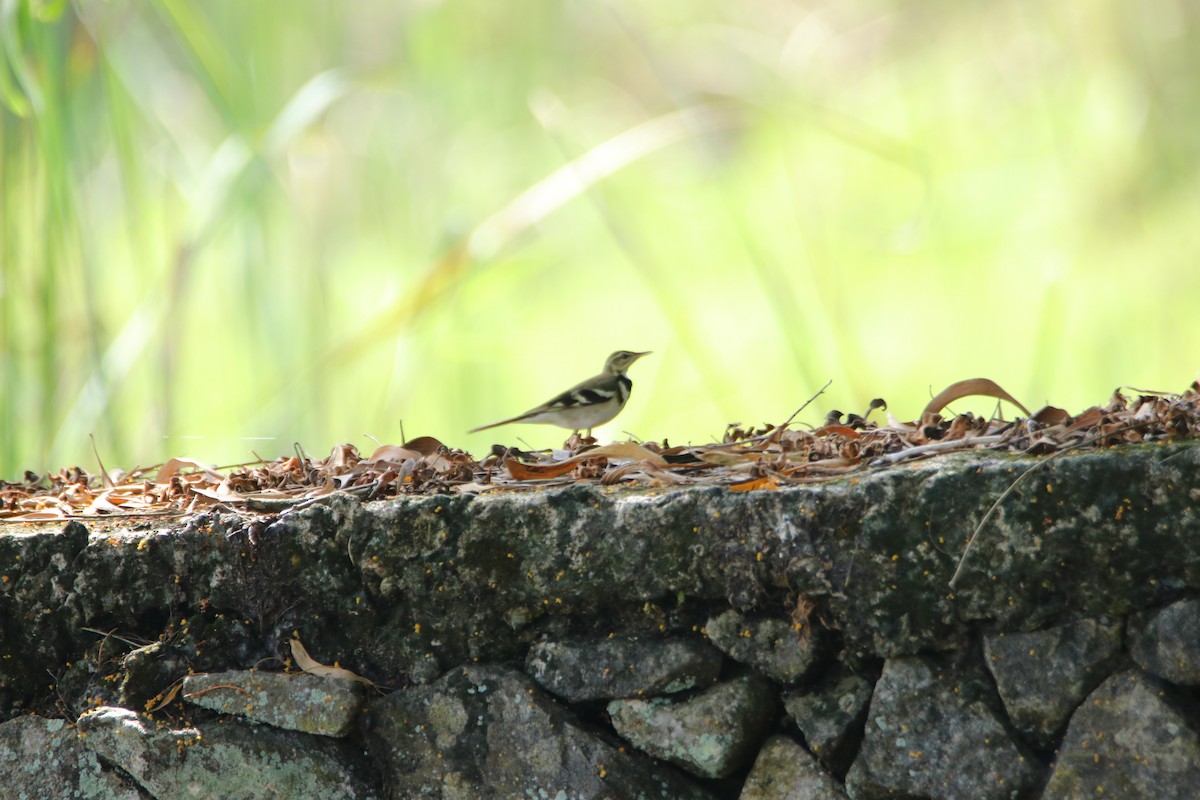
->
[632,351,651,359]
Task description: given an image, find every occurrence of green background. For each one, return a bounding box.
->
[2,1,1198,478]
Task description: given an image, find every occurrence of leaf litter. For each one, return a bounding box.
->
[3,379,1199,524]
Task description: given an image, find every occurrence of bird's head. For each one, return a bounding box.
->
[604,350,651,375]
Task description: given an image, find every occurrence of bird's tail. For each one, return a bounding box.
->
[466,415,523,434]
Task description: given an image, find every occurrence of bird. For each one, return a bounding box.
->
[468,350,651,438]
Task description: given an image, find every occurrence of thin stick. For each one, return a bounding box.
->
[947,451,1058,589]
[874,435,1006,466]
[781,380,833,429]
[89,434,114,488]
[948,421,1155,589]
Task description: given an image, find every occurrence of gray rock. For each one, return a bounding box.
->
[845,656,1039,800]
[368,664,714,799]
[783,673,872,765]
[7,443,1200,716]
[982,616,1123,747]
[0,520,88,717]
[182,669,365,737]
[706,610,818,684]
[7,444,1200,795]
[120,640,191,711]
[1042,669,1200,799]
[76,705,380,799]
[1128,597,1200,685]
[608,674,776,779]
[739,735,849,800]
[525,635,724,702]
[0,714,142,799]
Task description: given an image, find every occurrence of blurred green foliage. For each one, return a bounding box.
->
[2,0,1198,478]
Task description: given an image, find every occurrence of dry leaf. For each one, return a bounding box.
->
[403,436,445,456]
[729,476,779,492]
[504,457,582,480]
[812,424,862,439]
[922,378,1031,421]
[363,445,424,465]
[84,491,126,515]
[289,639,373,685]
[146,680,183,712]
[1031,406,1071,426]
[155,457,225,484]
[576,442,668,467]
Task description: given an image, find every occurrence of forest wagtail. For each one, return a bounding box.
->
[469,350,650,437]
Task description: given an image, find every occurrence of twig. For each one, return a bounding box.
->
[184,683,254,700]
[873,435,1006,466]
[90,434,114,489]
[948,421,1156,589]
[782,380,833,429]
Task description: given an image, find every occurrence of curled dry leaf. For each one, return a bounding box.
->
[155,457,226,484]
[579,442,669,466]
[812,424,862,440]
[1031,406,1072,426]
[402,436,445,456]
[289,639,373,685]
[363,445,424,465]
[145,680,184,712]
[505,457,584,481]
[921,378,1031,421]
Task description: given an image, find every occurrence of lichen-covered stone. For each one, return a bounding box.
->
[4,443,1200,794]
[706,609,819,684]
[608,674,776,779]
[368,664,713,799]
[739,735,849,800]
[845,656,1039,800]
[0,521,88,716]
[0,714,142,799]
[1128,597,1200,685]
[120,640,191,711]
[76,705,380,799]
[782,672,872,766]
[7,443,1200,716]
[983,616,1123,748]
[525,635,724,702]
[1042,670,1200,800]
[182,669,365,737]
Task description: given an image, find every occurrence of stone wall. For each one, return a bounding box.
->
[2,442,1200,798]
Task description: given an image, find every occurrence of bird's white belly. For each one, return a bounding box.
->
[525,398,621,429]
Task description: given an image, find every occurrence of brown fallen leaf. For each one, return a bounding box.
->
[322,444,361,471]
[403,436,446,456]
[154,457,226,484]
[84,490,126,515]
[729,476,779,492]
[6,508,68,521]
[145,679,183,712]
[1064,407,1105,433]
[812,424,862,439]
[289,638,373,685]
[363,445,424,465]
[922,378,1031,421]
[504,457,587,480]
[577,442,669,467]
[505,441,669,481]
[1031,406,1072,426]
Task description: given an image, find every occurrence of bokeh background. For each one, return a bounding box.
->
[2,0,1198,478]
